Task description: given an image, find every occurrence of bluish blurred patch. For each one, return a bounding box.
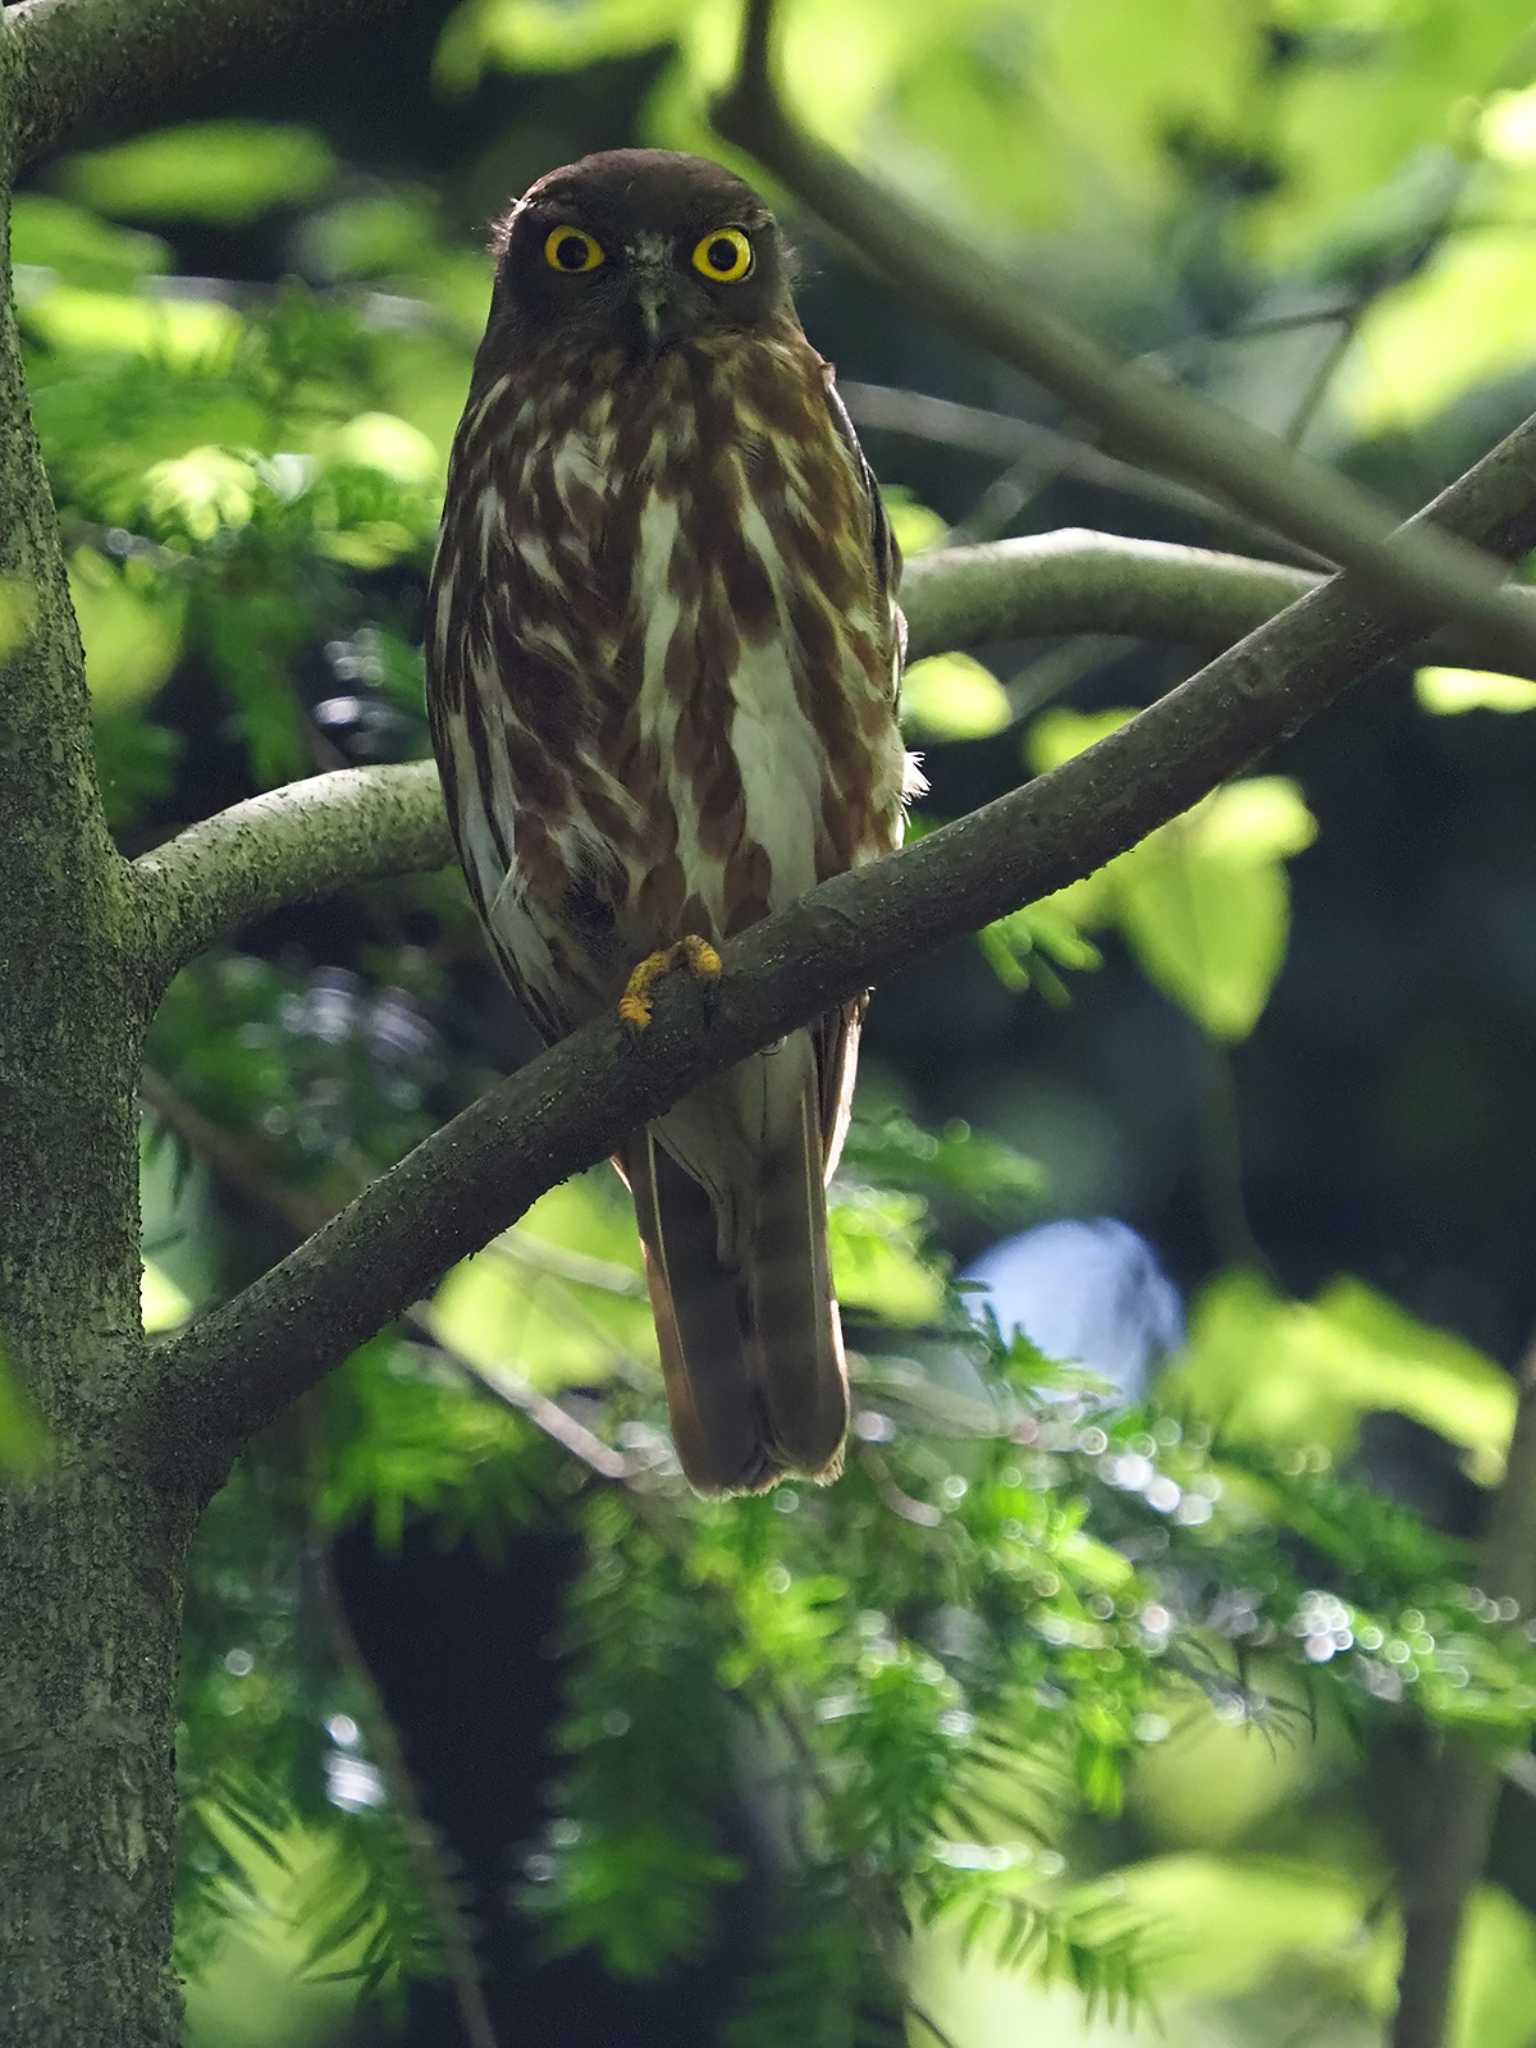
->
[963,1218,1184,1405]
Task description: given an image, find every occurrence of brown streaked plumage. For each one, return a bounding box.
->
[426,148,919,1493]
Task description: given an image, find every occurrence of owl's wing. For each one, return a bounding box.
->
[813,373,905,1176]
[821,370,907,695]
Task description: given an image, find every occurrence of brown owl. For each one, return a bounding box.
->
[426,149,918,1492]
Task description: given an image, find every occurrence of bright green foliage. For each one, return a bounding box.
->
[901,652,1013,741]
[1416,665,1536,713]
[1027,710,1317,1041]
[19,7,1533,2043]
[58,123,338,225]
[1168,1270,1515,1477]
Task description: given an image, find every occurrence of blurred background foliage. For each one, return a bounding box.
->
[17,0,1536,2040]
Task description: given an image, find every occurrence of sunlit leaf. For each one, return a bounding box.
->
[436,0,693,86]
[12,195,171,287]
[57,122,336,224]
[1415,666,1536,714]
[432,1171,653,1389]
[901,652,1011,741]
[22,283,241,364]
[1026,711,1316,1039]
[143,447,257,541]
[829,1187,947,1324]
[326,412,439,486]
[880,484,948,557]
[1344,229,1536,430]
[1094,1853,1384,2002]
[1027,706,1135,774]
[1112,817,1296,1041]
[143,1258,193,1333]
[71,552,184,709]
[1165,1269,1515,1474]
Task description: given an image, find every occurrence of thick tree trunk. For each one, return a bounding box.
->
[0,133,198,2042]
[0,1460,197,2048]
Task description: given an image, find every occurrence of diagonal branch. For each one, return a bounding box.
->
[2,0,409,170]
[129,533,1536,988]
[128,403,1536,1497]
[711,0,1536,673]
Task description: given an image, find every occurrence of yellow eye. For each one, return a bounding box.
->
[544,227,604,274]
[691,227,754,283]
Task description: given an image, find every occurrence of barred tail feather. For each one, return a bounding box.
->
[623,1056,848,1496]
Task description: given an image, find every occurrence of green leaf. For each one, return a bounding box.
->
[1031,704,1318,1037]
[71,554,185,709]
[143,1258,193,1334]
[828,1186,947,1324]
[1345,227,1536,431]
[21,283,241,364]
[1027,706,1135,774]
[1028,703,1318,1039]
[1112,809,1298,1041]
[325,412,439,487]
[57,122,336,224]
[1164,1269,1515,1475]
[880,483,948,557]
[901,653,1012,741]
[432,1171,654,1389]
[143,448,257,542]
[1416,666,1536,714]
[1094,1853,1385,2003]
[435,0,691,86]
[11,195,171,288]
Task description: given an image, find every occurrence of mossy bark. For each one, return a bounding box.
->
[0,159,198,2045]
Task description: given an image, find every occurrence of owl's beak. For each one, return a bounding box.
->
[627,241,677,358]
[635,279,668,355]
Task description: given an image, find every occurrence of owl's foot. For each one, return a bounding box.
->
[618,935,722,1030]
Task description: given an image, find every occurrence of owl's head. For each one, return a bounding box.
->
[488,149,796,357]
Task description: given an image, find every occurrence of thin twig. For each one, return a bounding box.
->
[404,1307,634,1484]
[139,1067,336,1238]
[907,1998,965,2048]
[491,1231,646,1298]
[841,382,1315,560]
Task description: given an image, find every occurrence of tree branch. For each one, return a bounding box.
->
[130,532,1536,985]
[841,381,1331,567]
[899,532,1536,675]
[130,403,1536,1496]
[2,0,409,169]
[132,760,451,991]
[711,0,1536,674]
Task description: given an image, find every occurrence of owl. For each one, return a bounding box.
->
[426,149,917,1492]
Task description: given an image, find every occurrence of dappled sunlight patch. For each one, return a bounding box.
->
[1415,665,1536,714]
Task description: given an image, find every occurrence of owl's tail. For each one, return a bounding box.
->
[622,1035,848,1495]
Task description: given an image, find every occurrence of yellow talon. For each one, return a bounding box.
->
[618,935,723,1030]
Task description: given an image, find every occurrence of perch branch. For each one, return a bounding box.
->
[130,534,1536,987]
[130,402,1536,1495]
